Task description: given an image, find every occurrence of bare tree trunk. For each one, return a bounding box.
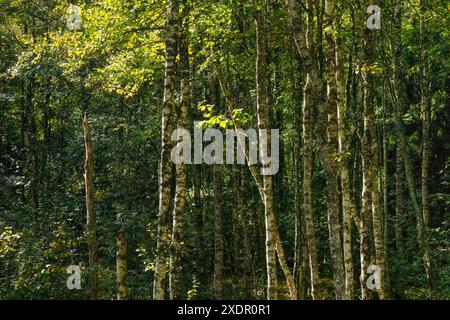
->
[303,78,322,301]
[292,63,308,300]
[238,89,254,298]
[382,87,389,249]
[361,54,388,300]
[336,40,355,301]
[83,114,98,300]
[419,1,434,298]
[190,57,205,284]
[318,0,346,299]
[356,4,389,299]
[359,59,374,299]
[169,14,189,299]
[367,77,389,299]
[254,1,277,299]
[208,63,224,300]
[153,0,179,300]
[360,123,373,300]
[382,84,392,298]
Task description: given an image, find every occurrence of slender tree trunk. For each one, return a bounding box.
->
[238,89,254,298]
[153,0,179,300]
[337,45,355,301]
[359,59,374,299]
[371,162,389,300]
[367,78,389,299]
[358,4,389,298]
[382,84,391,298]
[292,63,308,300]
[169,14,190,299]
[420,45,431,228]
[318,0,346,299]
[83,114,98,300]
[421,95,431,227]
[285,0,322,299]
[255,1,297,300]
[361,60,388,300]
[274,231,297,300]
[382,86,389,249]
[419,1,434,298]
[189,55,205,285]
[254,1,277,300]
[303,78,322,300]
[208,64,224,300]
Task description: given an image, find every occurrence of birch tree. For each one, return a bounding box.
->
[153,0,179,300]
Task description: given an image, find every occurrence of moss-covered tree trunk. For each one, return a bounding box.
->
[169,12,190,299]
[318,0,346,299]
[153,0,179,300]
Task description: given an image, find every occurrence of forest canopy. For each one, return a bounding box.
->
[0,0,449,300]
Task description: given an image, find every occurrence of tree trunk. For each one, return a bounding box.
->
[254,1,277,300]
[318,0,346,299]
[292,62,308,300]
[336,42,355,301]
[83,114,98,300]
[357,5,389,299]
[382,84,391,298]
[419,1,434,298]
[361,56,388,300]
[153,0,179,300]
[254,1,297,300]
[169,14,189,299]
[367,80,389,299]
[360,116,373,300]
[285,0,322,300]
[238,89,254,298]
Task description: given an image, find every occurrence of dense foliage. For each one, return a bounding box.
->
[0,0,448,300]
